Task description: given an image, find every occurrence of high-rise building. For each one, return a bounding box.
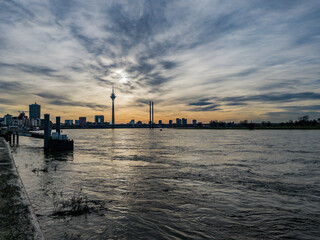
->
[75,120,79,125]
[192,119,197,125]
[110,86,116,125]
[182,118,187,126]
[158,120,162,124]
[95,115,104,124]
[65,120,73,125]
[79,117,86,126]
[29,103,41,119]
[4,114,12,126]
[176,118,181,125]
[169,120,173,125]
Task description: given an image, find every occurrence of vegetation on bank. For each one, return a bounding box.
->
[192,115,320,130]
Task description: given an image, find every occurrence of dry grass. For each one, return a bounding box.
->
[52,188,90,216]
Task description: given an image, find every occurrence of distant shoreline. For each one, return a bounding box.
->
[54,126,320,130]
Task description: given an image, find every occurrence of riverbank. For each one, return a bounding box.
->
[0,137,44,240]
[52,124,320,130]
[176,126,320,130]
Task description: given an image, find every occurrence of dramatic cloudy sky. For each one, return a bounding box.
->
[0,0,320,123]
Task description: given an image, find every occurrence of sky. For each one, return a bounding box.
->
[0,0,320,123]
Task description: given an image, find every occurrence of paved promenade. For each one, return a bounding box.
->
[0,137,44,240]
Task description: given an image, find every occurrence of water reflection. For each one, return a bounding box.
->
[12,129,320,239]
[44,151,74,162]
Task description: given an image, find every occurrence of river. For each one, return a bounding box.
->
[11,129,320,239]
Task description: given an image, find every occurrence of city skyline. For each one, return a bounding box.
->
[1,1,320,122]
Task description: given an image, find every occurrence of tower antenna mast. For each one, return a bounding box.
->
[110,85,116,127]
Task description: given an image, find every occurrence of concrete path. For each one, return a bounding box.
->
[0,137,44,240]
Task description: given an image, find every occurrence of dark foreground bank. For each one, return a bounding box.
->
[0,137,44,240]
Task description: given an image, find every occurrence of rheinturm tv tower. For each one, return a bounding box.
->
[110,86,116,126]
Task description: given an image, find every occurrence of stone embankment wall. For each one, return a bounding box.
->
[0,137,44,240]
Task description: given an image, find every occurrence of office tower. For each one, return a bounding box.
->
[79,117,86,125]
[4,114,12,126]
[56,116,61,134]
[182,118,187,126]
[192,119,197,125]
[95,115,104,124]
[29,103,41,119]
[176,118,181,125]
[110,86,116,125]
[169,120,173,125]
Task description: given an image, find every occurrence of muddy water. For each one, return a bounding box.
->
[12,129,320,239]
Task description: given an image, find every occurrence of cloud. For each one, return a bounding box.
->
[36,92,107,110]
[35,92,68,100]
[49,100,107,110]
[189,101,213,106]
[0,81,26,93]
[161,61,179,70]
[1,0,320,121]
[281,105,320,111]
[225,102,248,106]
[228,67,260,78]
[0,63,68,80]
[0,98,14,105]
[0,62,54,73]
[70,25,105,56]
[94,77,113,86]
[221,92,320,103]
[189,104,221,112]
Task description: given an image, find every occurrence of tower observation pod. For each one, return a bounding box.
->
[110,86,116,126]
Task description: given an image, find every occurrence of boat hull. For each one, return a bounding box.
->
[48,139,74,151]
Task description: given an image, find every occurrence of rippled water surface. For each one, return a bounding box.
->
[12,129,320,239]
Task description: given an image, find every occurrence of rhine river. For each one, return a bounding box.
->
[12,129,320,239]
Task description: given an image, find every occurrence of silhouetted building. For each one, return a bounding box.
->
[176,118,181,125]
[169,120,173,125]
[65,120,73,125]
[75,120,79,125]
[182,118,187,125]
[95,115,104,124]
[4,114,12,126]
[110,86,116,125]
[79,117,86,126]
[129,119,135,125]
[192,119,197,125]
[29,103,41,119]
[31,118,41,127]
[158,120,162,124]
